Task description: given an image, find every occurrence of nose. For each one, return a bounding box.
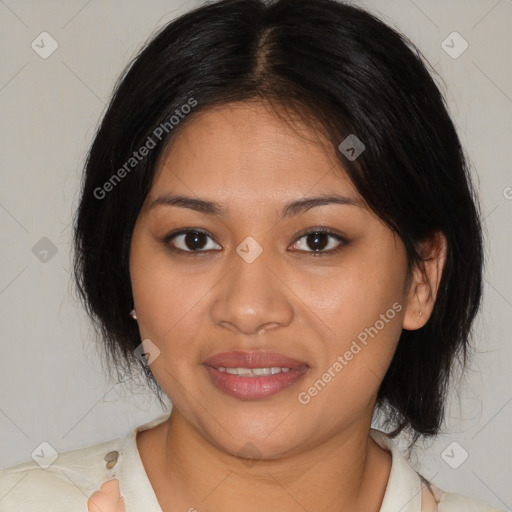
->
[210,243,294,336]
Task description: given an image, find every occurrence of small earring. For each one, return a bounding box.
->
[129,308,137,320]
[417,310,423,320]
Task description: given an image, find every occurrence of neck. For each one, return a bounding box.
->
[142,409,392,512]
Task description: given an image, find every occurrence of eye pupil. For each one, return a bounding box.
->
[307,233,328,251]
[185,231,207,250]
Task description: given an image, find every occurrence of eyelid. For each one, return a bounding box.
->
[162,228,220,254]
[162,227,350,255]
[292,226,349,244]
[288,227,350,255]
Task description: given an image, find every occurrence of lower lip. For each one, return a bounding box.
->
[203,365,310,400]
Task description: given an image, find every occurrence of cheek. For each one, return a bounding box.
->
[292,243,406,350]
[292,241,407,405]
[295,289,404,429]
[130,232,214,340]
[129,239,228,411]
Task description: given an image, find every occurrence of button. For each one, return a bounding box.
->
[104,450,119,469]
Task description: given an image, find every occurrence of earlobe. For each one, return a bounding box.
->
[402,231,447,331]
[403,281,430,330]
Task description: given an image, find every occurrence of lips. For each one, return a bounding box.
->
[201,350,310,400]
[202,350,308,370]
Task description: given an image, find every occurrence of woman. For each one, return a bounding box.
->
[0,0,503,510]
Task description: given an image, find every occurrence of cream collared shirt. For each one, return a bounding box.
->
[0,413,503,512]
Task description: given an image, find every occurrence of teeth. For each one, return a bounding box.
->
[216,367,292,376]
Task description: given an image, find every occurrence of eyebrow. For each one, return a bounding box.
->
[148,193,364,219]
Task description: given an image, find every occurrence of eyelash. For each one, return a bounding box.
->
[161,227,350,257]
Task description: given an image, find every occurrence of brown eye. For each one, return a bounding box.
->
[164,229,221,253]
[290,229,349,255]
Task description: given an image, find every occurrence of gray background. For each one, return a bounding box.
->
[0,0,510,509]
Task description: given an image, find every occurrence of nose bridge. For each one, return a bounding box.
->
[210,236,294,334]
[231,239,274,297]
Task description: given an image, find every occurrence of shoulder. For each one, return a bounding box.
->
[431,483,505,512]
[369,428,503,512]
[0,437,123,512]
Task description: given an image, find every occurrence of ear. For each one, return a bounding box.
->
[402,230,447,330]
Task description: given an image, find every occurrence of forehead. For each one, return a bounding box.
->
[147,101,361,209]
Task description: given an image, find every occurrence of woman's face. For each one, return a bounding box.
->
[129,101,413,458]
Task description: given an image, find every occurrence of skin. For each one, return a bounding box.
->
[129,101,446,512]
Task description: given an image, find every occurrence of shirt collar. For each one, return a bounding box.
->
[370,428,423,512]
[119,413,422,512]
[119,412,171,512]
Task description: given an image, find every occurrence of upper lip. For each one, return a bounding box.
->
[203,351,308,369]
